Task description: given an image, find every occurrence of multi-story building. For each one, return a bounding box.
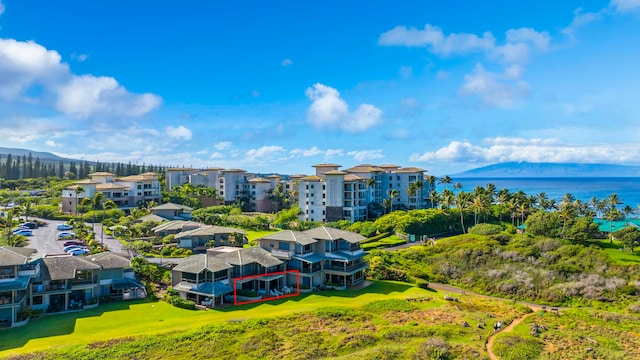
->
[61,172,161,213]
[258,226,367,289]
[0,247,144,328]
[170,226,367,307]
[297,163,430,222]
[164,163,431,223]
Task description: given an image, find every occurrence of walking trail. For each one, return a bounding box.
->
[427,283,557,360]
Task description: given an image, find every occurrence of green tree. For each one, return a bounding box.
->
[74,185,85,220]
[388,189,399,213]
[615,226,640,252]
[455,191,471,233]
[438,175,452,192]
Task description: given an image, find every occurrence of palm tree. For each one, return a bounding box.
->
[382,198,392,214]
[90,192,105,233]
[438,176,453,192]
[426,175,437,193]
[100,199,117,247]
[389,189,399,213]
[471,195,485,225]
[429,189,439,209]
[605,207,623,243]
[74,186,85,220]
[624,205,635,221]
[455,191,471,233]
[79,196,92,225]
[440,189,454,210]
[414,179,424,209]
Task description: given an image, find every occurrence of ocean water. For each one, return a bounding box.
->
[437,178,640,209]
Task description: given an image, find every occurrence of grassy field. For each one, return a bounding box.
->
[0,281,428,357]
[587,239,640,265]
[245,229,280,241]
[1,281,535,359]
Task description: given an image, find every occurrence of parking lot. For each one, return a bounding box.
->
[23,218,123,256]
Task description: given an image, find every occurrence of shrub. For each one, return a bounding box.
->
[492,334,543,360]
[166,295,196,310]
[468,223,502,235]
[412,338,451,360]
[362,299,417,312]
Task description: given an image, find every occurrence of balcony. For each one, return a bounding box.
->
[324,262,368,273]
[271,249,295,258]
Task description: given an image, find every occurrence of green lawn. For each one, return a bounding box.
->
[587,239,640,265]
[245,229,280,241]
[0,281,427,357]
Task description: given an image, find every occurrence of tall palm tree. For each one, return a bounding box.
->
[605,207,623,243]
[90,192,105,233]
[438,176,453,192]
[382,198,392,214]
[426,175,437,193]
[389,189,399,213]
[440,189,454,210]
[624,205,635,221]
[471,195,485,225]
[74,186,85,220]
[455,191,471,233]
[429,189,439,209]
[414,179,424,209]
[453,182,463,194]
[100,199,117,247]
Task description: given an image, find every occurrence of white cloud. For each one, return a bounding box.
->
[45,140,62,147]
[347,149,384,162]
[305,83,382,132]
[214,141,232,150]
[245,146,286,161]
[0,38,161,117]
[562,8,605,36]
[71,52,88,62]
[324,149,344,160]
[379,24,496,55]
[458,64,530,108]
[281,58,293,66]
[290,146,323,157]
[409,137,640,164]
[610,0,640,12]
[165,125,192,140]
[209,152,224,159]
[55,75,161,117]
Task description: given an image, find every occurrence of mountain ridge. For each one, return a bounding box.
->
[452,162,640,178]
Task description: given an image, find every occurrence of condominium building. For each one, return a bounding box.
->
[61,172,161,213]
[298,163,430,222]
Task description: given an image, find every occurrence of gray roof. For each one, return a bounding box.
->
[86,252,131,269]
[0,246,37,266]
[174,226,246,240]
[303,226,366,244]
[40,256,101,281]
[259,230,317,245]
[173,254,233,273]
[217,247,283,268]
[151,203,193,211]
[152,220,202,233]
[135,214,168,223]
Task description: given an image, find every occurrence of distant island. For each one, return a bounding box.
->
[452,162,640,178]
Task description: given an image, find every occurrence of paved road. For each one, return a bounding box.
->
[23,218,123,257]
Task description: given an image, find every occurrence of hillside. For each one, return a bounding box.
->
[453,162,640,178]
[0,147,68,162]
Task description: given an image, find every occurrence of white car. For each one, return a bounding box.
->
[67,248,90,256]
[57,232,76,239]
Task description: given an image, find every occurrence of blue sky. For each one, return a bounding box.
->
[1,1,639,176]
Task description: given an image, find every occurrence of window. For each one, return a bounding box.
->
[137,185,142,189]
[32,295,43,305]
[311,210,314,214]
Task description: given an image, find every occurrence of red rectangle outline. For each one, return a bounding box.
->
[233,269,300,306]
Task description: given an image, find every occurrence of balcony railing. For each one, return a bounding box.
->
[271,249,294,258]
[325,262,367,273]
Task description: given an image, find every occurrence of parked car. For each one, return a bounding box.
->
[64,245,87,252]
[67,248,90,256]
[63,240,85,247]
[13,229,33,236]
[56,224,73,231]
[19,222,38,229]
[57,232,76,239]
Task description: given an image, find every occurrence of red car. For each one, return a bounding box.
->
[63,240,85,247]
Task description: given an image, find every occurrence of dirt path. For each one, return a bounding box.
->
[485,311,537,360]
[426,283,559,360]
